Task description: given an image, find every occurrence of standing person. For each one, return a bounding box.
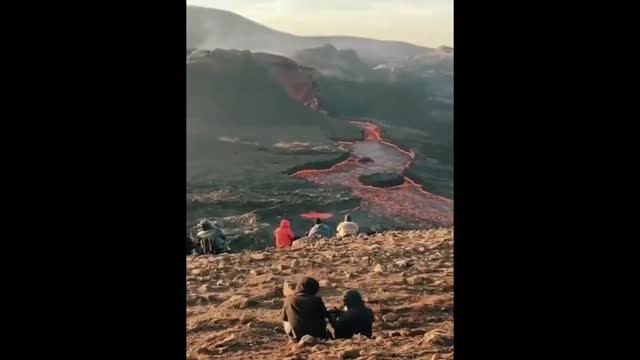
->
[274,219,295,248]
[336,214,359,238]
[328,290,375,339]
[282,277,330,340]
[307,218,331,238]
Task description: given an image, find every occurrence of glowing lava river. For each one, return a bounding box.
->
[292,120,453,227]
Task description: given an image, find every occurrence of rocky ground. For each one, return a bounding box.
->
[187,228,454,359]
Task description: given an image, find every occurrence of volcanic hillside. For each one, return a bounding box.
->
[187,228,454,359]
[187,48,360,185]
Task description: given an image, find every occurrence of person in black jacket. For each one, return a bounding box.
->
[282,277,329,339]
[329,290,374,339]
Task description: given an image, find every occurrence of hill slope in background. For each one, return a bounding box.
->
[187,6,440,65]
[293,44,382,83]
[187,49,366,236]
[186,49,453,235]
[187,48,360,184]
[187,228,454,359]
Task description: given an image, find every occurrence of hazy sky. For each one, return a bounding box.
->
[186,0,453,48]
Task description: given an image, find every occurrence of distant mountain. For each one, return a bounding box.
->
[187,5,438,65]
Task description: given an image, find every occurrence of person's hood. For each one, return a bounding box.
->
[295,277,319,296]
[343,290,365,308]
[198,219,220,231]
[279,219,291,228]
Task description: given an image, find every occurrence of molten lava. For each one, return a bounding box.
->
[292,120,453,226]
[254,53,320,111]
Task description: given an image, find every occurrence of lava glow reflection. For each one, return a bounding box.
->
[300,212,334,220]
[292,120,453,226]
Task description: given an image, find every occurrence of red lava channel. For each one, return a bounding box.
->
[292,120,453,226]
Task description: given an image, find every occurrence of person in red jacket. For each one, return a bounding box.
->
[274,219,296,248]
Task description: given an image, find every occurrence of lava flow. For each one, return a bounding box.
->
[292,120,453,226]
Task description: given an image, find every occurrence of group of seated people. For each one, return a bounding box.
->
[274,214,360,248]
[186,220,374,340]
[187,214,361,255]
[282,277,374,340]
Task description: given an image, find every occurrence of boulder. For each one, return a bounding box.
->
[340,349,361,359]
[239,297,257,309]
[250,253,269,261]
[220,295,251,309]
[239,312,253,324]
[423,329,453,347]
[382,312,400,322]
[213,334,237,348]
[197,284,211,293]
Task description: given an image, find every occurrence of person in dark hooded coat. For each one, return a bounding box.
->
[330,290,374,339]
[281,277,329,339]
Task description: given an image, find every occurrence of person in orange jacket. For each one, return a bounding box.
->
[274,219,296,248]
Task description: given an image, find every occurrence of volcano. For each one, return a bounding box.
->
[187,10,453,246]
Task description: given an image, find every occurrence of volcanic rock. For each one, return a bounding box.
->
[382,312,400,322]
